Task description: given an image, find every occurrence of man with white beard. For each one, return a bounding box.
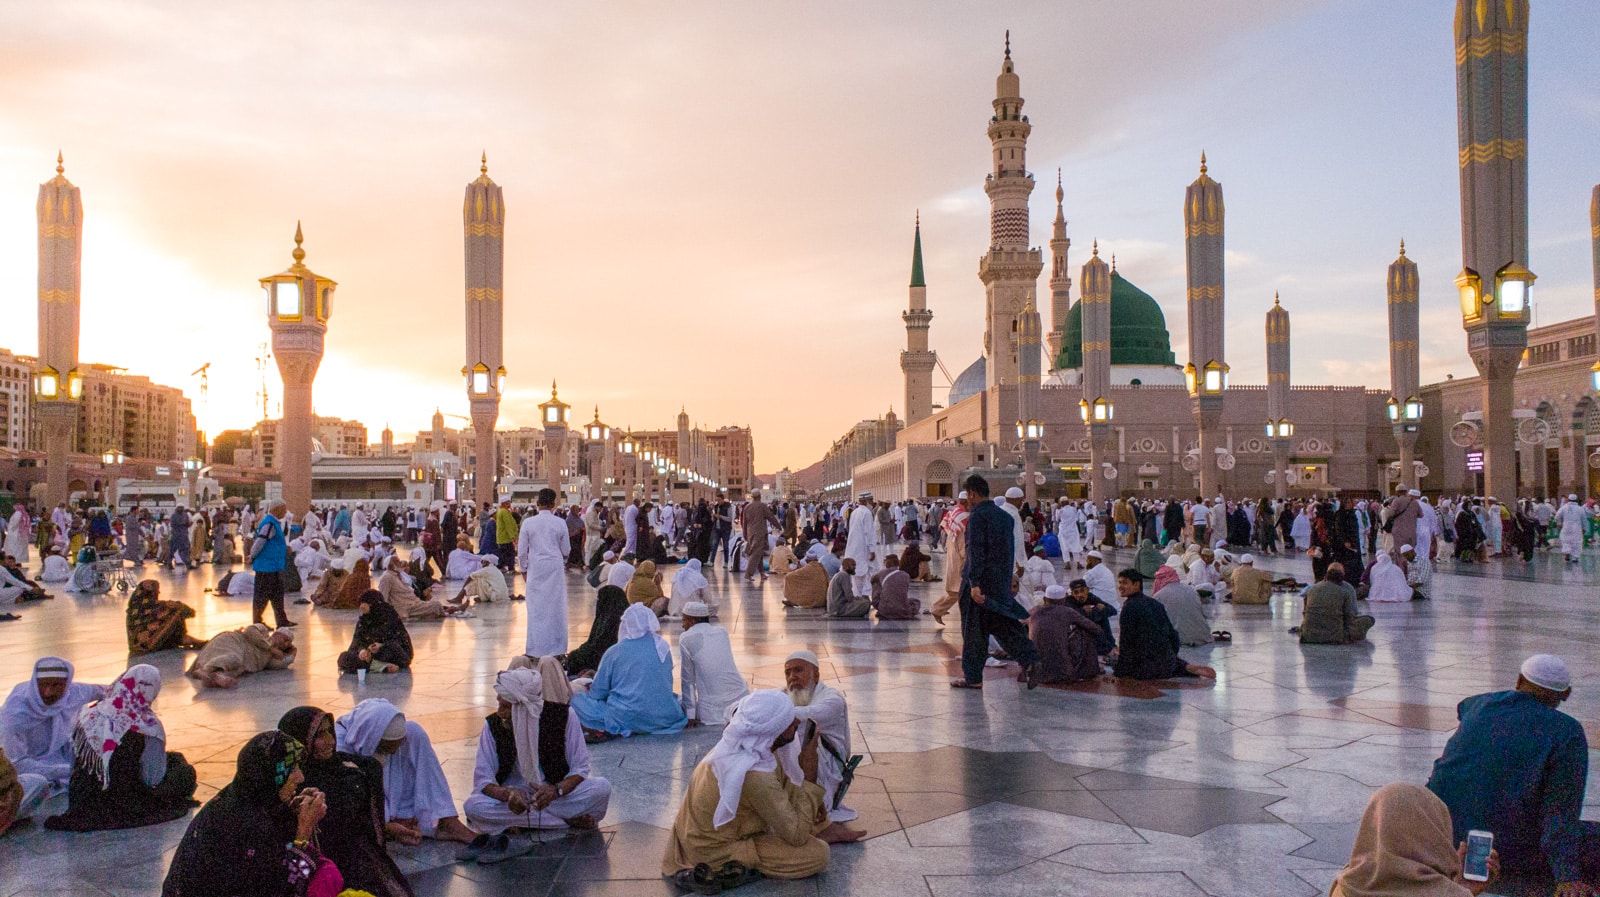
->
[1055,500,1084,570]
[517,488,570,657]
[843,495,880,599]
[998,487,1026,570]
[780,650,863,843]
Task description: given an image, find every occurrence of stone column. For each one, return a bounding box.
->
[1388,242,1421,492]
[1184,154,1227,497]
[1017,299,1042,503]
[464,154,506,506]
[37,154,83,507]
[1266,294,1291,500]
[1456,0,1531,500]
[1081,245,1113,502]
[262,225,332,520]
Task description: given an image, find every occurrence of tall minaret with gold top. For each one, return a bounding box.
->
[463,153,506,505]
[979,32,1043,394]
[1080,243,1113,502]
[37,153,84,507]
[1388,242,1421,492]
[1046,171,1072,367]
[901,214,936,425]
[1266,294,1291,500]
[1589,185,1598,396]
[1455,0,1531,501]
[1184,153,1227,496]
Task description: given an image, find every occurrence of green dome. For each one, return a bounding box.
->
[1055,271,1177,369]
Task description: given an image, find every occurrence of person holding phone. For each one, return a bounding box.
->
[1427,654,1598,896]
[1331,782,1500,896]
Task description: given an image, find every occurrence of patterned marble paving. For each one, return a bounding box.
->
[0,544,1596,896]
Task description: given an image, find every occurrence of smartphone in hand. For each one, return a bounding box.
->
[1463,830,1493,882]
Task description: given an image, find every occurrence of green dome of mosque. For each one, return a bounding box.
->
[1056,271,1177,369]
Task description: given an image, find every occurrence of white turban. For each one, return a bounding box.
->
[619,602,670,662]
[1044,584,1067,601]
[493,667,547,786]
[704,690,801,829]
[605,561,635,590]
[1005,487,1024,499]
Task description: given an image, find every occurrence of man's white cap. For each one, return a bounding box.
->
[1408,489,1421,497]
[1005,486,1024,499]
[957,491,967,500]
[785,649,820,668]
[603,550,616,561]
[1400,544,1414,553]
[1569,494,1579,501]
[1086,550,1103,559]
[1520,654,1570,692]
[1044,584,1067,601]
[1214,539,1227,549]
[683,601,711,618]
[1239,553,1255,564]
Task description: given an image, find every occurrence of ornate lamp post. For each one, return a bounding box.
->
[1265,293,1292,499]
[183,456,203,508]
[1080,244,1116,500]
[537,382,570,500]
[101,449,125,510]
[585,407,611,504]
[260,223,335,519]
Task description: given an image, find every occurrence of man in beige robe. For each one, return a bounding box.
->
[186,624,296,689]
[662,690,829,884]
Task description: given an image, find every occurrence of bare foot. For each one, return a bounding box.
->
[564,814,599,830]
[818,822,866,843]
[1190,665,1217,680]
[433,815,479,844]
[385,820,423,846]
[212,673,238,689]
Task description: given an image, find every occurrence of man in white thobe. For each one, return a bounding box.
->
[623,501,640,555]
[998,487,1026,569]
[843,496,879,598]
[679,601,750,727]
[1554,494,1588,563]
[780,650,863,843]
[1056,501,1084,569]
[1081,550,1119,610]
[336,698,478,843]
[517,488,570,657]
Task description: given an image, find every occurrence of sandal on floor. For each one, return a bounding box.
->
[1212,631,1232,642]
[949,679,983,690]
[583,728,615,744]
[713,861,763,892]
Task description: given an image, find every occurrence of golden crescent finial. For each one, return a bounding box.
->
[1199,151,1208,175]
[481,150,488,176]
[56,150,64,176]
[1091,239,1099,257]
[1398,238,1406,256]
[1274,291,1280,306]
[292,221,305,263]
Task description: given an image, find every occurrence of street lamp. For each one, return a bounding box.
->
[1266,419,1294,438]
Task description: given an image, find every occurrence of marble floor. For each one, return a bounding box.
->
[1,542,1596,897]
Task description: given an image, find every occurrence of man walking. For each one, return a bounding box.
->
[951,475,1039,690]
[250,501,291,628]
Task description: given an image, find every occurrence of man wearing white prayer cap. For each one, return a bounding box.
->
[998,487,1026,568]
[1,657,105,823]
[678,601,749,727]
[1427,654,1598,891]
[779,650,864,843]
[461,665,610,857]
[661,690,829,885]
[1553,494,1589,564]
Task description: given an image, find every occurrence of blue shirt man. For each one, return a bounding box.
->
[248,502,292,628]
[1427,655,1597,891]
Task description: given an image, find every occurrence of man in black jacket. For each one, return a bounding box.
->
[951,475,1040,690]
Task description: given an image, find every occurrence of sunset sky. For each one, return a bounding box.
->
[1,1,1596,472]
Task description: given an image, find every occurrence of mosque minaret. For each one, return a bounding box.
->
[900,214,936,425]
[979,32,1043,393]
[464,152,506,505]
[36,153,83,508]
[1184,153,1228,496]
[1590,185,1599,390]
[1046,171,1072,366]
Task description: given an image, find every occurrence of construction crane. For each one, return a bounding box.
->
[254,343,272,421]
[190,363,211,444]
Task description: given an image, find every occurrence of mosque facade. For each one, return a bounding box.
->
[848,42,1425,503]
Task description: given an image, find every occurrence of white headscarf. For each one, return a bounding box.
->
[605,561,636,590]
[672,558,708,597]
[335,698,405,757]
[73,664,164,790]
[493,667,546,786]
[618,602,670,662]
[1367,553,1411,603]
[0,657,103,768]
[703,690,801,829]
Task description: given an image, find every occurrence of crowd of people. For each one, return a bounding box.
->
[0,478,1595,895]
